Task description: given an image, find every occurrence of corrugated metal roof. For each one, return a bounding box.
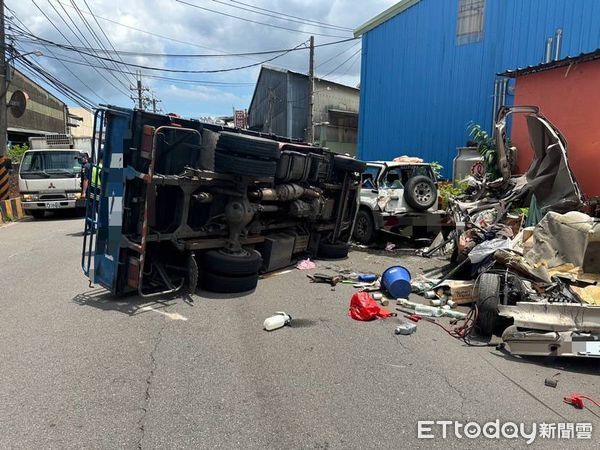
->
[261,65,360,90]
[499,48,600,78]
[354,0,420,37]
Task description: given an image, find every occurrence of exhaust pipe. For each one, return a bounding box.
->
[545,37,553,63]
[554,28,563,60]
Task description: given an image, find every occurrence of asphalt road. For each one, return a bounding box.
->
[0,217,598,449]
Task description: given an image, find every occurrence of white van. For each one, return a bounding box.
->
[19,135,91,219]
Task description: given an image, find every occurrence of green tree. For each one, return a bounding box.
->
[7,144,29,163]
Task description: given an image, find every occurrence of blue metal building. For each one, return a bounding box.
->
[354,0,600,176]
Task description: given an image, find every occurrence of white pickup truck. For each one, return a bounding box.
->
[353,161,446,243]
[19,135,91,219]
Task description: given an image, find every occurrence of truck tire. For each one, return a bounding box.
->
[200,249,262,276]
[215,151,277,177]
[317,240,350,259]
[218,132,280,160]
[201,270,259,293]
[476,273,501,336]
[353,209,375,244]
[404,176,437,211]
[333,155,366,173]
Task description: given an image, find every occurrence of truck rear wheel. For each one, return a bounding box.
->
[317,240,349,259]
[200,249,262,276]
[201,271,259,293]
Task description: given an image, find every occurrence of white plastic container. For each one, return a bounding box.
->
[263,312,292,331]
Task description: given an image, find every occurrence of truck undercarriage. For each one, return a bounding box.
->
[82,107,364,296]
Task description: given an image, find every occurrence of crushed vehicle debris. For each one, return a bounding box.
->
[408,105,599,358]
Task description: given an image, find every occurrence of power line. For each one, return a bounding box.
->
[81,0,137,85]
[228,0,353,31]
[73,0,137,87]
[52,0,260,61]
[50,0,132,94]
[28,0,127,97]
[206,0,351,32]
[316,41,361,70]
[15,31,358,58]
[322,48,361,79]
[329,50,361,82]
[15,52,96,109]
[4,9,107,103]
[4,44,256,86]
[174,0,351,38]
[13,32,310,73]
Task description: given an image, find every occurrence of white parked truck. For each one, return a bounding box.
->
[19,135,91,219]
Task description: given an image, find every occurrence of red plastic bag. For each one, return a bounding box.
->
[348,292,395,321]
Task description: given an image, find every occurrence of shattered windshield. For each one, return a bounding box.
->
[20,151,82,179]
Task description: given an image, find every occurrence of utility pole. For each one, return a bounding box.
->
[306,35,314,144]
[0,0,9,201]
[130,70,149,110]
[150,93,161,113]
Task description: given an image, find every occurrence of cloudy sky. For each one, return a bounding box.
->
[7,0,397,118]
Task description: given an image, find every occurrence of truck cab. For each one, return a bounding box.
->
[19,135,90,218]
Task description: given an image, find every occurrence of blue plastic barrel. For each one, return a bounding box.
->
[381,266,412,299]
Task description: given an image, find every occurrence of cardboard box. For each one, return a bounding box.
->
[437,280,475,305]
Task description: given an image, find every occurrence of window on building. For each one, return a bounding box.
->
[456,0,485,44]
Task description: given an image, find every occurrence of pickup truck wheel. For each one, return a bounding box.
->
[218,132,280,160]
[404,176,437,211]
[201,271,259,293]
[476,273,501,336]
[215,151,277,177]
[28,210,45,219]
[201,249,262,276]
[317,240,349,259]
[353,210,375,244]
[333,155,366,173]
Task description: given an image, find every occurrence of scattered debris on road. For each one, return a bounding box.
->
[263,312,292,331]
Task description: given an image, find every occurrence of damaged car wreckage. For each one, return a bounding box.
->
[413,106,599,358]
[81,106,365,296]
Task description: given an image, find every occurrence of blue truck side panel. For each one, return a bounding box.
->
[358,0,600,176]
[93,110,131,293]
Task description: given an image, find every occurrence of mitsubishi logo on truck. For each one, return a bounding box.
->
[48,182,56,189]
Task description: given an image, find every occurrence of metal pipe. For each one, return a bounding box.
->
[500,79,508,109]
[554,28,563,61]
[491,79,499,129]
[545,37,553,63]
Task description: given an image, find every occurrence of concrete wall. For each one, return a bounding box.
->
[313,79,359,123]
[69,107,94,138]
[7,70,66,140]
[512,59,600,197]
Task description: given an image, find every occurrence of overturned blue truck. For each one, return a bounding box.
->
[82,107,365,297]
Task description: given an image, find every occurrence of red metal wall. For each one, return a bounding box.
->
[512,59,600,197]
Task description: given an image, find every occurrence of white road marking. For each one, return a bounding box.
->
[138,305,188,321]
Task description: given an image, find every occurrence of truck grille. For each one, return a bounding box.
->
[39,194,67,200]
